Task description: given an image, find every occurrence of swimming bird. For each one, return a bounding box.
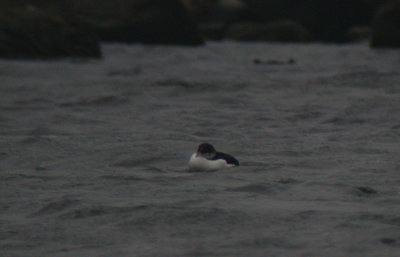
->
[188,143,239,171]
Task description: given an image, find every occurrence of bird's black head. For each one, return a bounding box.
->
[197,143,216,159]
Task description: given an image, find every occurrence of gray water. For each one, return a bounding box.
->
[1,42,400,257]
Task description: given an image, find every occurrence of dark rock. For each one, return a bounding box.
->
[66,0,204,46]
[0,5,101,59]
[224,20,310,42]
[182,0,249,24]
[243,0,377,43]
[0,6,101,59]
[181,0,218,23]
[224,22,267,41]
[371,0,400,48]
[198,22,228,40]
[215,0,249,23]
[347,26,371,42]
[295,0,374,43]
[263,20,311,42]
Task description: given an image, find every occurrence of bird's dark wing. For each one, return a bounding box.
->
[213,152,239,166]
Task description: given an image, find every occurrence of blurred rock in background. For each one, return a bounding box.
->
[0,0,204,59]
[224,20,311,42]
[241,0,378,42]
[0,3,101,59]
[0,0,398,59]
[64,0,204,46]
[371,0,400,48]
[185,0,394,44]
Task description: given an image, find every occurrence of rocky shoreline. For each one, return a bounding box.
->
[0,0,399,59]
[0,0,204,59]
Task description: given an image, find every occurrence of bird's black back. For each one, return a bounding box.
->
[212,152,239,166]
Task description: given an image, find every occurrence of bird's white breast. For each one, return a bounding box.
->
[188,153,229,171]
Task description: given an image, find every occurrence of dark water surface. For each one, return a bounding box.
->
[1,42,400,256]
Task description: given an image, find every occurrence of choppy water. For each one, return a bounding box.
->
[1,42,400,257]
